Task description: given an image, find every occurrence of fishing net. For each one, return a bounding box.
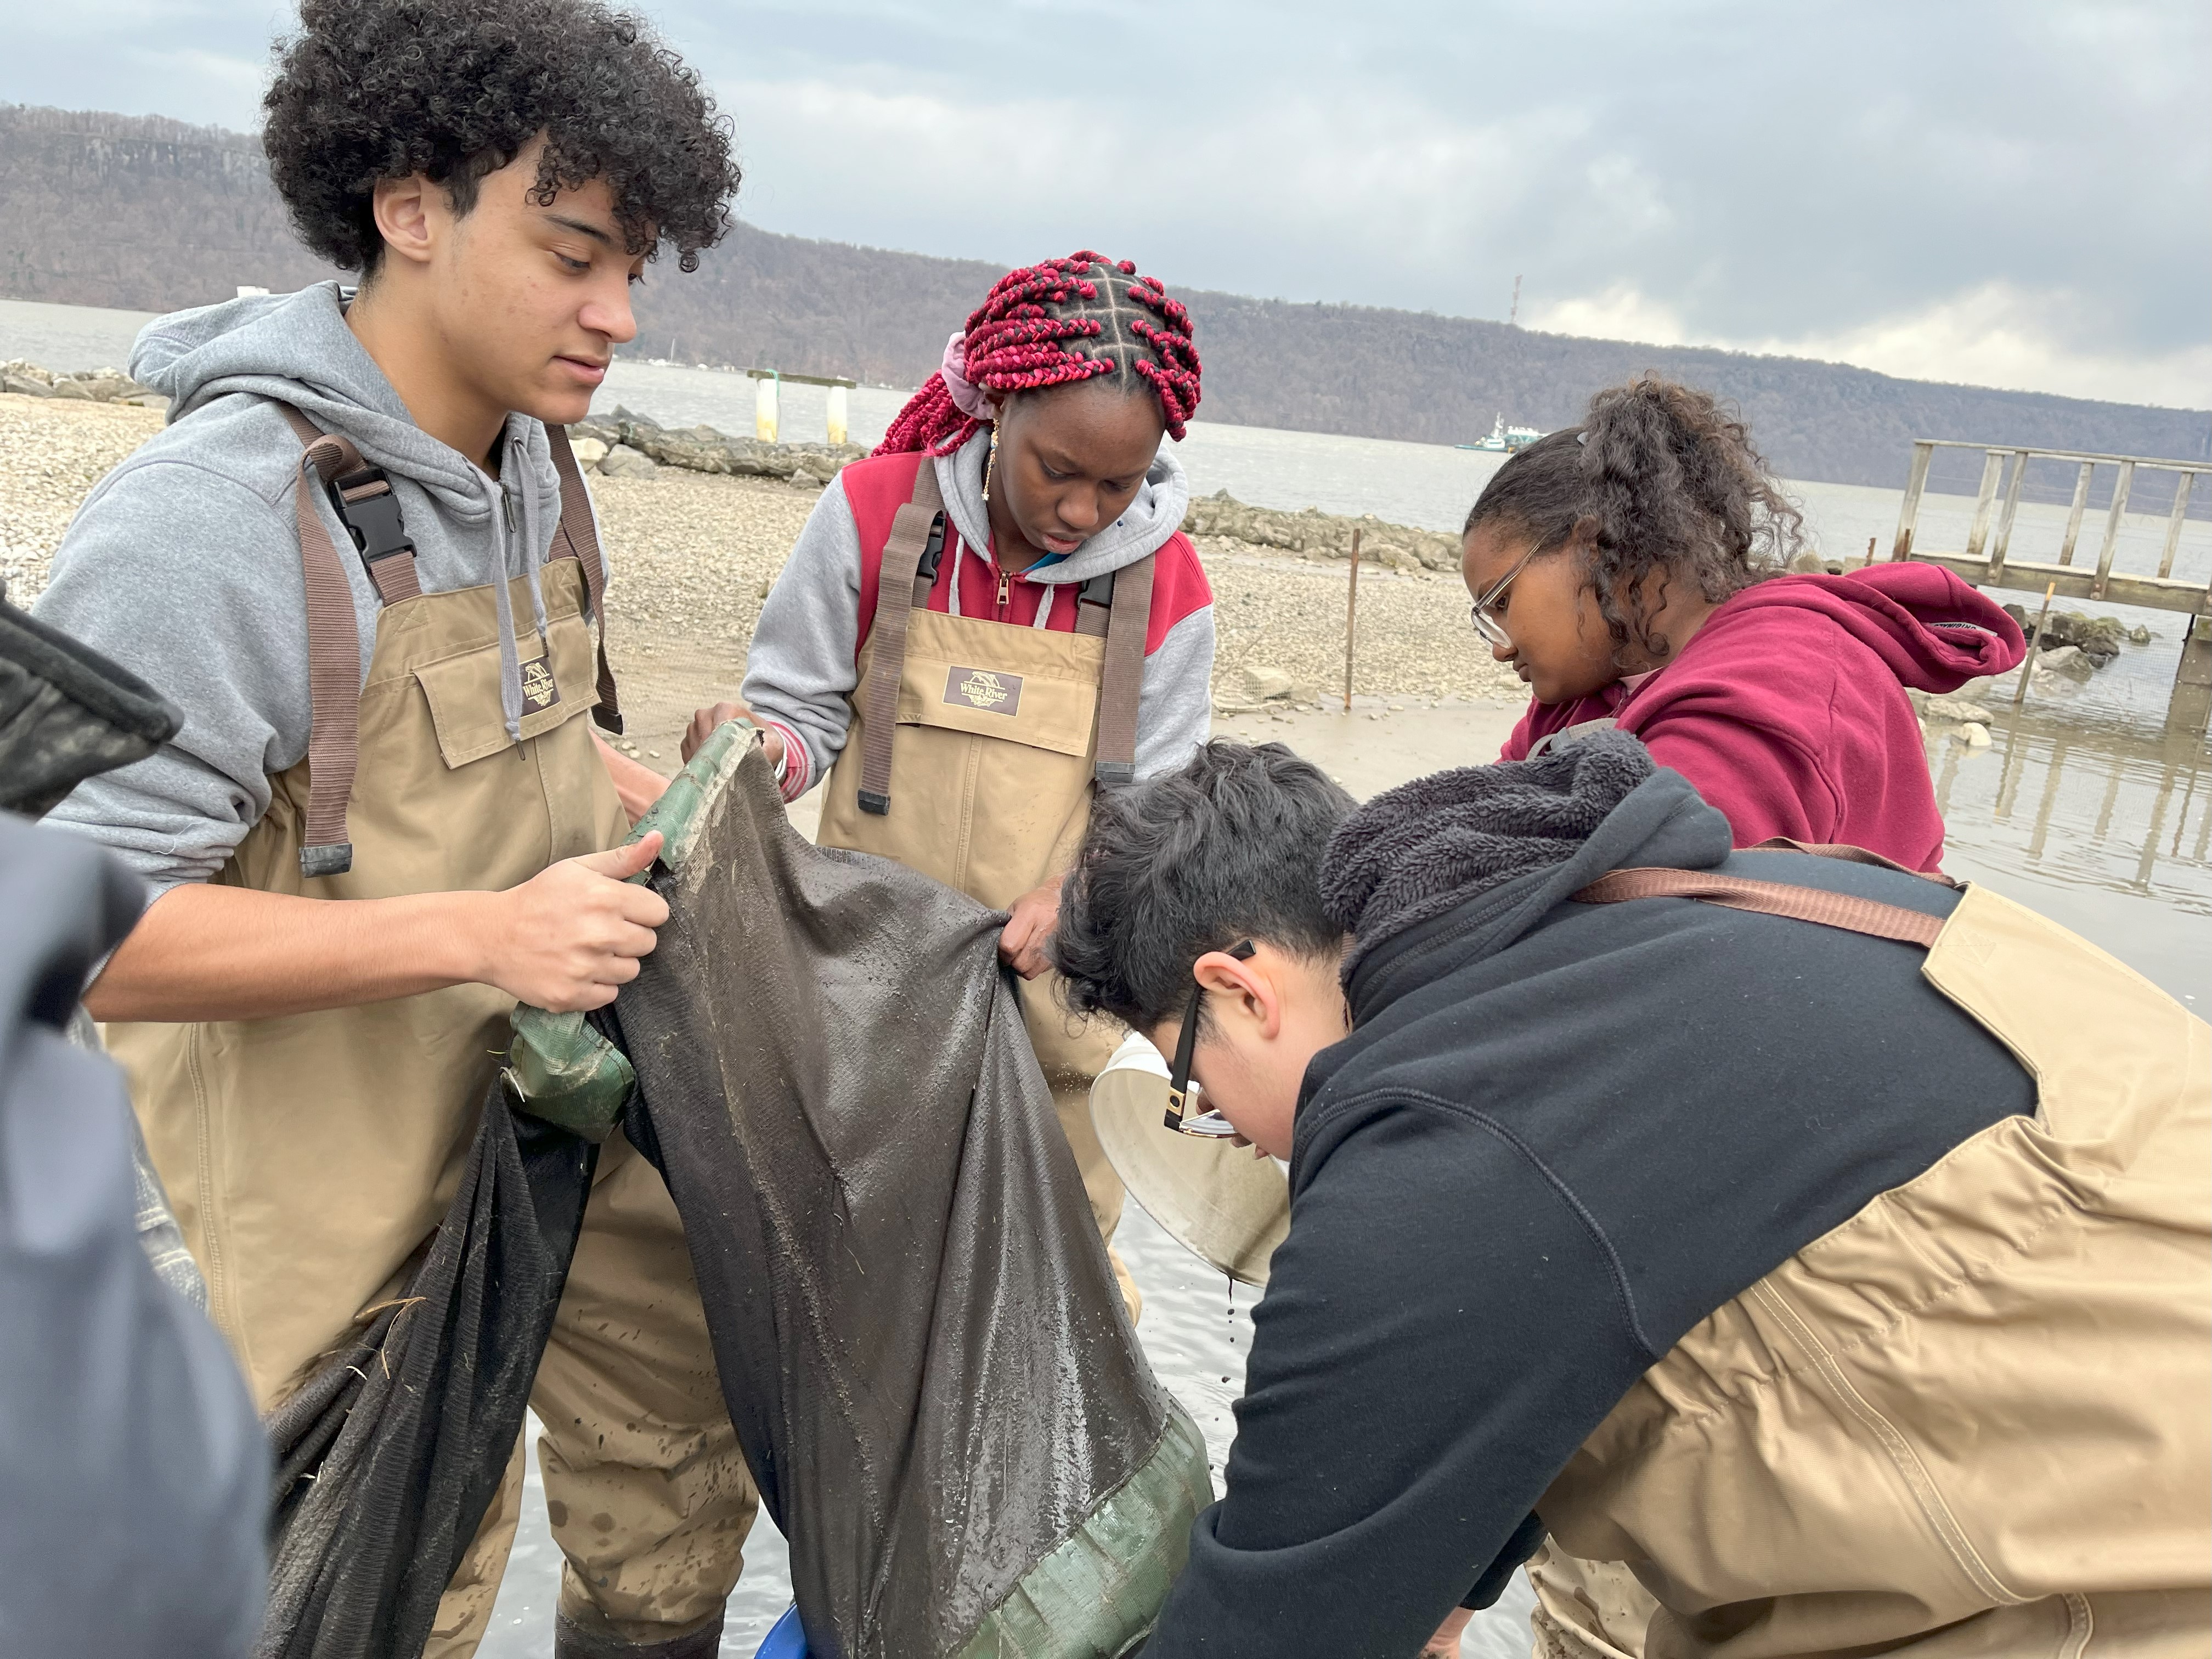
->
[0,587,177,818]
[257,1094,596,1659]
[262,721,1210,1658]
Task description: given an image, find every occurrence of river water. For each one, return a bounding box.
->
[7,298,2204,1655]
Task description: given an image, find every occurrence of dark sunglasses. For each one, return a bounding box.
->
[1164,940,1256,1137]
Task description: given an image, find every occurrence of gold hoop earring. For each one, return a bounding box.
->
[982,424,1000,504]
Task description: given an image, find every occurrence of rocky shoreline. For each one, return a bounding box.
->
[569,404,1472,573]
[2,359,167,408]
[0,385,1531,756]
[0,361,1487,580]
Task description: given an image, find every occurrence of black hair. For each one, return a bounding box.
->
[263,0,741,275]
[1052,741,1356,1032]
[1465,376,1804,665]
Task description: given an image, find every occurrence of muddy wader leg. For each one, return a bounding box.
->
[421,1440,528,1659]
[536,1133,758,1655]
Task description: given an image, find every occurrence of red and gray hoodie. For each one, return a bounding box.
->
[741,428,1215,801]
[1501,565,2027,872]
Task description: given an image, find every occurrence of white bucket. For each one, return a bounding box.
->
[1089,1031,1289,1288]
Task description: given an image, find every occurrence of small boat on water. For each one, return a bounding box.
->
[1459,414,1544,453]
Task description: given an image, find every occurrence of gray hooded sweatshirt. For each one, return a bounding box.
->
[740,428,1214,800]
[34,282,602,893]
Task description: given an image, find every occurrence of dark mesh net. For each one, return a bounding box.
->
[257,726,1207,1657]
[605,730,1210,1657]
[258,1098,596,1659]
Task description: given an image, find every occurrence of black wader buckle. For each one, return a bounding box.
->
[328,466,416,575]
[918,512,947,585]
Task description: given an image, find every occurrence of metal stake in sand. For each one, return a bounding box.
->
[1342,528,1363,713]
[2013,581,2058,709]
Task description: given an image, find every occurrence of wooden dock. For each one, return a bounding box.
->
[1889,440,2209,734]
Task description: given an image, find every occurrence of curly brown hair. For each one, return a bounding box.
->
[1466,376,1805,666]
[262,0,741,275]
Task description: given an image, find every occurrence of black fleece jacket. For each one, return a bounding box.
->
[1141,765,2036,1659]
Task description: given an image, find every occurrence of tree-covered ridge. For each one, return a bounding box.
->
[4,104,2205,497]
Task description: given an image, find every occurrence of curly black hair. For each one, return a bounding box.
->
[1465,376,1805,667]
[263,0,740,274]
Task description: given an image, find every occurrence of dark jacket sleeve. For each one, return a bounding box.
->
[1141,1089,1658,1659]
[0,817,268,1656]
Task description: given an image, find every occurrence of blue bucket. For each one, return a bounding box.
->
[753,1604,808,1659]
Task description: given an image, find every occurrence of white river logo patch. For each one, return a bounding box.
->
[520,655,561,712]
[944,666,1023,716]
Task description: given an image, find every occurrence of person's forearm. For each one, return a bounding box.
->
[84,881,496,1023]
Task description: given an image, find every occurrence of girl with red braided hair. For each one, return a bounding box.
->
[686,252,1214,1312]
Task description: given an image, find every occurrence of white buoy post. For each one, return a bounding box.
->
[825,385,850,448]
[755,374,780,443]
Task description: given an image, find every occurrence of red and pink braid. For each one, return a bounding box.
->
[874,251,1203,457]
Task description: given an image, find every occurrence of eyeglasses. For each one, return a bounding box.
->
[1469,545,1537,649]
[1164,940,1255,1138]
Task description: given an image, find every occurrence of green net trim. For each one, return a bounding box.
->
[955,1403,1215,1659]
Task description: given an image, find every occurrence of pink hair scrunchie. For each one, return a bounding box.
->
[939,330,997,424]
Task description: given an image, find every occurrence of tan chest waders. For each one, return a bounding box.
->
[815,460,1154,1314]
[1530,844,2211,1659]
[107,411,756,1658]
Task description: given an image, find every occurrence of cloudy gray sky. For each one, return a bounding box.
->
[8,0,2207,406]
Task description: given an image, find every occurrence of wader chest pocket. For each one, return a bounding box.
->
[415,610,596,769]
[897,652,1098,759]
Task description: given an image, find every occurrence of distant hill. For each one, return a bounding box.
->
[6,103,2206,504]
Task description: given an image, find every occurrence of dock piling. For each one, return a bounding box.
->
[2171,615,2211,736]
[754,373,779,444]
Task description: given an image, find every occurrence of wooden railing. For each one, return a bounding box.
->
[1891,440,2207,614]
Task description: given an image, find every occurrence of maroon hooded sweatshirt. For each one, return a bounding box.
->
[1499,565,2025,871]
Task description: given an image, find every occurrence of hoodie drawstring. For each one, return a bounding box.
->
[487,428,554,743]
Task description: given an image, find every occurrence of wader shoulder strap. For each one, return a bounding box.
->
[1092,553,1154,788]
[1570,867,1946,950]
[855,460,948,815]
[275,404,422,606]
[545,425,624,734]
[1747,836,1960,887]
[275,403,371,878]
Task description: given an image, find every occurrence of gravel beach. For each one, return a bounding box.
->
[2,392,1526,765]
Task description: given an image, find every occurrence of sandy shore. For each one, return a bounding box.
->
[1,392,1526,766]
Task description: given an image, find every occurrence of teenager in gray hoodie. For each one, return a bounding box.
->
[33,3,752,1655]
[682,253,1216,1314]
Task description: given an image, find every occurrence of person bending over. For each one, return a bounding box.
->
[37,2,753,1653]
[686,253,1216,1314]
[1051,736,2208,1659]
[1465,377,2023,870]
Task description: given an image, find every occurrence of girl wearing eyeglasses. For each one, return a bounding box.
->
[1461,377,2024,872]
